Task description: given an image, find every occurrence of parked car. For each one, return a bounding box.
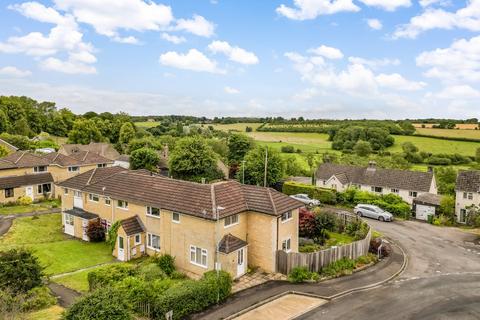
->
[354,204,394,222]
[289,194,321,207]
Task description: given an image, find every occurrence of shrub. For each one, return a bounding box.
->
[281,145,295,153]
[87,264,137,291]
[107,221,121,251]
[0,248,44,293]
[138,263,167,281]
[288,267,318,283]
[152,254,176,277]
[299,244,322,253]
[21,286,56,311]
[86,219,106,242]
[299,208,316,238]
[64,287,133,320]
[369,238,392,258]
[320,258,356,278]
[18,195,33,205]
[426,157,451,165]
[282,181,337,205]
[355,253,378,266]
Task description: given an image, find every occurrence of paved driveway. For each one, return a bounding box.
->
[299,219,480,320]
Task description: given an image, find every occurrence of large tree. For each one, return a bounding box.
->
[119,122,136,146]
[68,119,104,144]
[227,134,253,165]
[240,146,284,186]
[0,249,44,293]
[130,147,160,171]
[169,136,223,182]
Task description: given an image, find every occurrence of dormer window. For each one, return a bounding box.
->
[68,166,79,172]
[34,166,47,173]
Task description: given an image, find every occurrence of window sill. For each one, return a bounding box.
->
[146,246,160,252]
[116,207,129,211]
[190,261,208,269]
[172,220,180,224]
[224,222,239,229]
[146,214,160,219]
[281,218,292,224]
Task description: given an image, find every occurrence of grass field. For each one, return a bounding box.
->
[210,122,263,132]
[416,128,480,139]
[0,213,114,275]
[389,135,479,156]
[0,199,60,215]
[53,268,95,293]
[26,305,64,320]
[134,121,162,128]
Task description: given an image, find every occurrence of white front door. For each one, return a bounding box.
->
[64,213,75,236]
[118,236,125,261]
[73,191,83,208]
[237,248,246,277]
[26,186,34,200]
[82,219,89,241]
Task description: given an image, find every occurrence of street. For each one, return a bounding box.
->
[300,219,480,319]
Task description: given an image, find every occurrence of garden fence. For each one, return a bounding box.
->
[276,212,371,275]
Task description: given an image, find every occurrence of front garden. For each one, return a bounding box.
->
[0,198,60,215]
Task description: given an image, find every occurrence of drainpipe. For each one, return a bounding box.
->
[276,216,280,272]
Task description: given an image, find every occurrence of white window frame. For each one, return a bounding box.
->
[88,193,99,202]
[409,191,418,198]
[37,183,52,194]
[371,186,383,193]
[134,234,141,245]
[33,166,47,173]
[146,206,160,218]
[224,214,239,228]
[65,213,74,226]
[281,211,293,223]
[68,166,80,172]
[147,233,160,251]
[282,238,291,253]
[391,188,399,194]
[117,200,129,210]
[172,212,180,223]
[190,245,208,268]
[105,197,111,206]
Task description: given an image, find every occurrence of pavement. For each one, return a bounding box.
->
[48,283,81,308]
[193,241,405,320]
[0,217,13,237]
[299,218,480,320]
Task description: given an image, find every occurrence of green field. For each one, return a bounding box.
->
[210,122,263,132]
[416,128,480,139]
[0,213,114,275]
[389,135,479,156]
[134,121,162,128]
[0,199,60,215]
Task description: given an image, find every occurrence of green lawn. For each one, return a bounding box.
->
[416,128,480,139]
[211,122,263,132]
[26,305,64,320]
[0,213,114,275]
[388,135,480,156]
[134,121,161,128]
[325,231,355,246]
[0,199,60,215]
[53,268,94,293]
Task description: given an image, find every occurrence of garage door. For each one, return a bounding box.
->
[416,204,435,221]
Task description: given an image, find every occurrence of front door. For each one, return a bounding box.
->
[74,191,83,208]
[237,248,246,277]
[118,236,125,261]
[64,213,74,236]
[26,186,34,200]
[82,219,89,241]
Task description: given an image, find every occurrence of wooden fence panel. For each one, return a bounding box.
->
[276,212,372,275]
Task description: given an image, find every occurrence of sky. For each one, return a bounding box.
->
[0,0,479,119]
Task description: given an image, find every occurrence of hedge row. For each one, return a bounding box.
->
[282,181,337,204]
[413,133,480,143]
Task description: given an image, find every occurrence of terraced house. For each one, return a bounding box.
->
[57,167,302,278]
[455,170,480,223]
[0,151,112,203]
[316,161,437,204]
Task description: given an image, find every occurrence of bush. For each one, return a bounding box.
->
[281,145,295,153]
[107,221,121,251]
[87,264,137,291]
[150,271,232,320]
[86,219,106,242]
[0,248,44,293]
[64,287,133,320]
[355,253,378,266]
[21,286,56,311]
[18,195,33,205]
[426,157,451,165]
[282,181,337,205]
[138,263,166,281]
[369,238,392,258]
[320,257,356,278]
[151,254,176,276]
[288,267,318,283]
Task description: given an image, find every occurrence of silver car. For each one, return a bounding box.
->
[289,194,321,207]
[354,204,394,222]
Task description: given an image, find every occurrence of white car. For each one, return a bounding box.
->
[354,204,394,222]
[289,194,321,207]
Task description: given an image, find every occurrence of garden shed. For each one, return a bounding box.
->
[413,193,442,221]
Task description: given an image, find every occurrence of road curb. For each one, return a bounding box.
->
[223,238,408,320]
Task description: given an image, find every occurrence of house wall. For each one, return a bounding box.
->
[0,186,26,203]
[0,167,38,177]
[455,190,480,223]
[278,208,299,253]
[318,176,348,192]
[113,226,146,260]
[359,185,426,205]
[246,212,276,272]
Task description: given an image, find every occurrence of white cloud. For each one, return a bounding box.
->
[161,33,186,44]
[367,18,382,30]
[159,49,225,74]
[308,45,343,59]
[376,73,426,91]
[358,0,411,11]
[416,35,480,83]
[419,0,451,7]
[276,0,360,20]
[0,66,31,77]
[393,1,480,39]
[208,41,259,65]
[41,57,97,74]
[53,0,173,39]
[224,86,240,94]
[174,15,215,37]
[113,36,139,44]
[348,57,400,68]
[0,2,97,74]
[433,85,480,99]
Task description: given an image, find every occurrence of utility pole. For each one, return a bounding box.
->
[264,148,268,187]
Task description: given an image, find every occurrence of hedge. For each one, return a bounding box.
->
[88,264,137,291]
[150,271,232,320]
[283,181,337,204]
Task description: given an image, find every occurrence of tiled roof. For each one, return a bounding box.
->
[219,234,247,254]
[120,215,145,236]
[456,170,480,193]
[64,208,99,220]
[60,143,120,161]
[316,163,434,192]
[58,168,303,220]
[42,152,80,167]
[0,172,53,189]
[413,193,442,206]
[0,151,50,169]
[67,151,113,165]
